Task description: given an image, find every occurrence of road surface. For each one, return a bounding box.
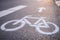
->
[0,0,60,40]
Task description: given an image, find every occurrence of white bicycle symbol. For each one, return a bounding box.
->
[1,15,59,35]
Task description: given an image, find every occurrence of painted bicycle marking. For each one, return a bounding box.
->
[0,15,59,35]
[0,0,59,35]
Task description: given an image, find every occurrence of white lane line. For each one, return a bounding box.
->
[0,5,27,17]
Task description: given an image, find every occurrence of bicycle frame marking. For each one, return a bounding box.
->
[13,15,49,28]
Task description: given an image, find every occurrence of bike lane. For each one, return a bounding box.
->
[0,0,60,40]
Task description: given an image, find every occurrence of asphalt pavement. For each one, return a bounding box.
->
[0,0,60,40]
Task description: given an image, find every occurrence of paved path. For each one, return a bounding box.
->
[0,0,60,40]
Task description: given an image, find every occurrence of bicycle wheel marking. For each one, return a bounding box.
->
[1,20,25,31]
[36,22,59,35]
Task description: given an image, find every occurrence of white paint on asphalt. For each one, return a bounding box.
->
[0,5,27,17]
[38,7,46,13]
[0,15,59,35]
